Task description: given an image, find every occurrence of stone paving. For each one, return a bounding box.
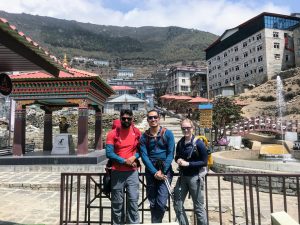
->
[0,116,299,225]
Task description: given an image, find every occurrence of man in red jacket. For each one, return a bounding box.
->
[106,109,141,224]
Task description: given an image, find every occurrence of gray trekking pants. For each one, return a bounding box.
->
[111,170,140,224]
[173,175,207,225]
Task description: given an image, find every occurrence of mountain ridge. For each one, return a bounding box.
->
[0,10,218,63]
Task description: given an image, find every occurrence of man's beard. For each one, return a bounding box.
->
[121,121,131,128]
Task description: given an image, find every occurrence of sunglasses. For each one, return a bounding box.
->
[121,117,132,122]
[147,116,159,120]
[181,127,192,131]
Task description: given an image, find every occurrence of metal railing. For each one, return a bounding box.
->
[60,172,300,225]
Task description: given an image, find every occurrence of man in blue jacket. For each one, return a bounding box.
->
[140,109,175,223]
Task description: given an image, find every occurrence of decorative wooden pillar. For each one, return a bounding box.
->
[43,108,53,151]
[12,101,26,156]
[95,107,103,150]
[77,99,89,155]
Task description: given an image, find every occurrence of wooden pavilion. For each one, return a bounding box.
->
[9,68,114,156]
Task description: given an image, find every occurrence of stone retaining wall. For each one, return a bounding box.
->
[212,150,300,196]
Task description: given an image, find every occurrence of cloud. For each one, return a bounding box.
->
[0,0,292,35]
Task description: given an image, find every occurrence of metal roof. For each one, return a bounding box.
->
[107,94,145,103]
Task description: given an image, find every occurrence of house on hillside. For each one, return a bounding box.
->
[104,94,146,113]
[206,12,300,97]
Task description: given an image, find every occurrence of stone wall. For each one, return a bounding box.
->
[1,108,146,150]
[211,150,300,196]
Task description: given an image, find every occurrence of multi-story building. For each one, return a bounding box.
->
[293,22,300,67]
[167,65,207,95]
[190,67,208,97]
[205,12,300,97]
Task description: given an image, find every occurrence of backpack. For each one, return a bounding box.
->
[192,135,213,169]
[144,127,167,150]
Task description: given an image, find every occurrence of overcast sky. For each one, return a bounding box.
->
[0,0,299,35]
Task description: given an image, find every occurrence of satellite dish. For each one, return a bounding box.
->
[0,73,12,96]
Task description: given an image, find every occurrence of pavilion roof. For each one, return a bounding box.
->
[9,68,115,106]
[0,17,65,76]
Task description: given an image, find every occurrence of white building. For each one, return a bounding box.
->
[117,68,134,78]
[104,94,146,113]
[205,12,300,97]
[167,66,207,95]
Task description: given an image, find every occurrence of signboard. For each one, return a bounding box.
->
[198,104,213,110]
[0,73,12,96]
[199,109,213,128]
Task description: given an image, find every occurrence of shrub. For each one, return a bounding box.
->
[284,92,296,101]
[256,95,276,102]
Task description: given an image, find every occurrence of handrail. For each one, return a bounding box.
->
[60,172,300,225]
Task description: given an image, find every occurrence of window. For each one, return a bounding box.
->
[181,86,189,91]
[235,66,239,71]
[285,55,289,61]
[243,52,248,57]
[258,67,264,73]
[224,61,228,66]
[234,46,238,52]
[182,79,186,83]
[273,32,279,38]
[244,62,249,67]
[224,52,227,57]
[236,75,240,80]
[217,65,221,69]
[208,61,211,65]
[235,56,239,61]
[225,70,228,75]
[218,82,221,86]
[256,33,262,40]
[274,42,280,49]
[225,79,229,84]
[257,44,263,51]
[130,104,138,111]
[243,42,247,47]
[258,55,263,62]
[114,104,123,111]
[217,56,220,60]
[245,72,249,77]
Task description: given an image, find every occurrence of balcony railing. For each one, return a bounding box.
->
[60,172,300,225]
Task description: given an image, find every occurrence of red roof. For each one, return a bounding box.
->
[9,68,99,80]
[171,95,193,100]
[160,94,177,99]
[112,86,135,91]
[188,97,211,103]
